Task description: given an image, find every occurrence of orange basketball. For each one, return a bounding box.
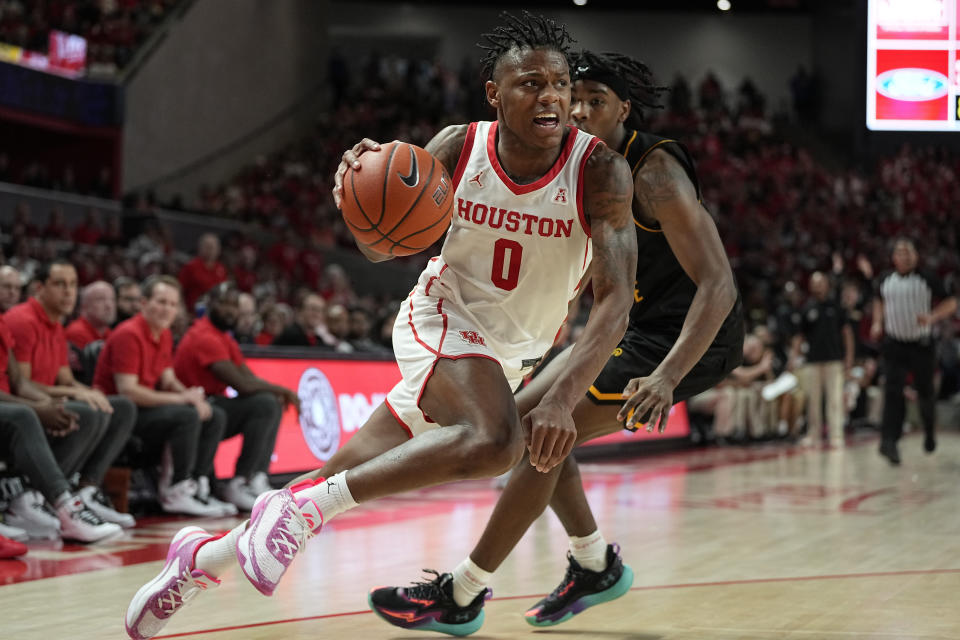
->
[341,141,453,257]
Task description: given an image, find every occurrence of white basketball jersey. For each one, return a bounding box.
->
[421,120,599,371]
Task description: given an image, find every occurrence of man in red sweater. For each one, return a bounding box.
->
[94,275,229,517]
[65,281,115,349]
[175,282,298,510]
[5,260,136,528]
[178,233,227,312]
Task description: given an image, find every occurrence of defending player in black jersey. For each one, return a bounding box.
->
[368,51,744,634]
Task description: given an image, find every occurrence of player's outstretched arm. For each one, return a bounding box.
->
[618,149,738,431]
[332,126,468,263]
[525,146,636,473]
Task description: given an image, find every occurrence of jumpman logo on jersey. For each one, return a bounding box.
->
[468,171,484,188]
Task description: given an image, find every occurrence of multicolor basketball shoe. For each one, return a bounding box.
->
[124,526,221,640]
[236,481,323,596]
[524,544,634,626]
[369,570,490,637]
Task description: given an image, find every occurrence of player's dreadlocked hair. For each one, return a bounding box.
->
[478,11,575,82]
[572,50,668,126]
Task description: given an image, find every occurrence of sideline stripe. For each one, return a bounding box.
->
[155,568,960,638]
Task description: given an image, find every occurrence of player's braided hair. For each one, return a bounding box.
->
[478,11,575,82]
[572,50,668,126]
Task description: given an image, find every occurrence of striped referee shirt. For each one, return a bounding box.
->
[877,270,948,341]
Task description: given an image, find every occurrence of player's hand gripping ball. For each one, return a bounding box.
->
[340,141,454,257]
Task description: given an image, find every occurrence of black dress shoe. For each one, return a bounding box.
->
[879,440,901,466]
[924,434,936,453]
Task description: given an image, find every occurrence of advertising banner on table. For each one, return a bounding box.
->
[214,355,690,476]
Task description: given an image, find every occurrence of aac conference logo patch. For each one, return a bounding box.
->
[298,367,341,461]
[876,68,949,102]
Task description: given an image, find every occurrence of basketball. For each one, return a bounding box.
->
[340,141,454,257]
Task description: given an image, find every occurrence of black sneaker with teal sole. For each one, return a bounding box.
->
[524,543,634,627]
[368,570,490,636]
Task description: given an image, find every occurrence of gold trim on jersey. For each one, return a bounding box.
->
[621,130,638,166]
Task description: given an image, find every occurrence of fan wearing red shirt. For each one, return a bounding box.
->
[175,283,299,511]
[0,316,123,542]
[179,233,228,312]
[93,275,229,518]
[5,260,137,528]
[65,281,115,350]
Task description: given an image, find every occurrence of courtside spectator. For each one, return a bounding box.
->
[179,233,228,311]
[0,266,22,312]
[93,276,230,517]
[255,303,291,346]
[0,316,123,542]
[175,283,298,510]
[113,276,142,326]
[349,307,389,353]
[325,304,354,353]
[5,260,137,527]
[272,293,334,349]
[65,281,116,349]
[234,292,258,344]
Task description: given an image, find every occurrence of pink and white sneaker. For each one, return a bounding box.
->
[124,526,221,640]
[235,482,323,596]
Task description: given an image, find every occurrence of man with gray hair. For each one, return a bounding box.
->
[0,266,22,312]
[66,281,116,350]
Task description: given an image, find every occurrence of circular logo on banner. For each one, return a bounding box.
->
[876,68,949,102]
[298,367,341,461]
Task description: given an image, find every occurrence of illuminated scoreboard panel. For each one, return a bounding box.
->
[867,0,960,131]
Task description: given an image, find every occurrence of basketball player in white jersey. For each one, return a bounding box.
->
[124,12,636,639]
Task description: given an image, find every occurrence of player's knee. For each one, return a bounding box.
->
[452,423,524,477]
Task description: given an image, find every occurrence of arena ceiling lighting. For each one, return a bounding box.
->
[573,0,588,5]
[718,0,732,10]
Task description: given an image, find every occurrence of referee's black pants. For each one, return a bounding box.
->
[880,338,936,444]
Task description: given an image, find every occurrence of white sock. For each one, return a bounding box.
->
[569,530,608,572]
[194,521,246,578]
[451,557,492,608]
[295,471,358,523]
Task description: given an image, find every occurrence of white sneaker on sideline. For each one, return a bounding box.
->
[222,477,258,512]
[6,490,60,540]
[0,519,29,542]
[57,496,123,542]
[160,480,222,518]
[196,477,238,516]
[248,472,272,496]
[79,485,136,528]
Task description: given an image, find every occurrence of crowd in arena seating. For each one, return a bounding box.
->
[0,0,180,71]
[2,55,959,554]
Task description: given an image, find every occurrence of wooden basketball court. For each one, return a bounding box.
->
[4,432,959,639]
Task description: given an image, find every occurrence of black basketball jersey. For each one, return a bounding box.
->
[619,130,741,342]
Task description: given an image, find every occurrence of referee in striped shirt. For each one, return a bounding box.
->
[871,238,957,465]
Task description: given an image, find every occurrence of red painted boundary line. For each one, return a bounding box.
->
[154,567,960,638]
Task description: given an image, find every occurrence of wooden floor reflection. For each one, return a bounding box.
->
[4,432,959,640]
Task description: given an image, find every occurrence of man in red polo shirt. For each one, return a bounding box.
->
[175,282,298,510]
[179,233,227,312]
[94,275,230,517]
[5,260,136,528]
[0,315,122,542]
[65,281,115,349]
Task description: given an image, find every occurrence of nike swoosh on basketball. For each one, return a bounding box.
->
[398,146,419,188]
